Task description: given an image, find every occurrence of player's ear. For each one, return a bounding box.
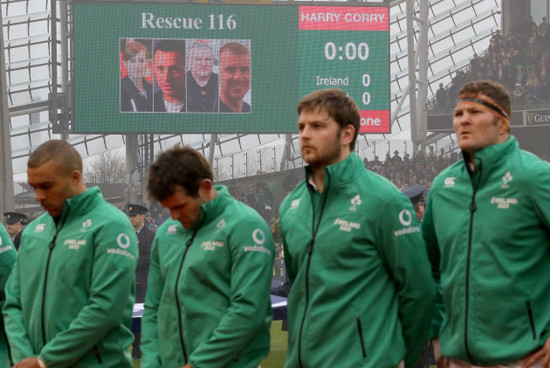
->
[198,179,213,198]
[341,124,355,148]
[70,169,82,185]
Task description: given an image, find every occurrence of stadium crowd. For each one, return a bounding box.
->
[436,15,550,108]
[223,146,461,229]
[362,147,460,192]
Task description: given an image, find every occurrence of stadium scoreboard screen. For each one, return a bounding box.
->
[73,1,390,134]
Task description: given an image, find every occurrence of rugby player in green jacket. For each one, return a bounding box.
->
[0,224,17,367]
[423,80,550,368]
[3,140,138,368]
[142,145,274,368]
[280,89,435,368]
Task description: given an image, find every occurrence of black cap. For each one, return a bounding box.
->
[126,204,148,217]
[401,185,426,205]
[4,211,28,225]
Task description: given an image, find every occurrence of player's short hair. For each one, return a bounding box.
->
[297,89,361,151]
[28,140,82,176]
[148,145,213,201]
[458,80,511,118]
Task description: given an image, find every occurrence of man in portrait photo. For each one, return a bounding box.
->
[219,42,251,113]
[153,39,187,113]
[186,41,219,113]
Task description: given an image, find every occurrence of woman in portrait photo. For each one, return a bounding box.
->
[121,40,153,112]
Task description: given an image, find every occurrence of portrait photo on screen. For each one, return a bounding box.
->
[152,39,187,113]
[120,38,153,113]
[218,40,252,114]
[186,39,219,113]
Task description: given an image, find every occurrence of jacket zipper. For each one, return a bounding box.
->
[297,178,330,368]
[41,210,69,346]
[526,301,537,339]
[175,229,198,365]
[297,236,314,368]
[41,240,56,346]
[355,316,367,358]
[464,160,481,364]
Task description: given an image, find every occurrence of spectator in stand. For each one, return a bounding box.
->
[403,152,411,165]
[393,150,403,163]
[371,155,382,171]
[540,67,550,101]
[436,83,448,109]
[254,181,274,223]
[490,29,503,44]
[526,73,543,103]
[513,82,526,105]
[470,54,482,75]
[416,150,427,165]
[427,145,436,160]
[383,153,392,166]
[540,16,550,34]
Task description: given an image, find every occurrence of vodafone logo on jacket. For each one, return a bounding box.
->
[393,209,420,237]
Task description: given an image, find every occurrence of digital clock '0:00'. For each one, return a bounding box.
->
[324,42,369,61]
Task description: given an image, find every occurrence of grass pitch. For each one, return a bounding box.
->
[261,320,288,368]
[133,321,287,368]
[133,320,435,368]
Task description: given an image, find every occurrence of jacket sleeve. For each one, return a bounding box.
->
[38,221,138,367]
[530,159,550,229]
[421,192,445,340]
[376,192,436,368]
[0,229,16,368]
[0,226,17,311]
[188,218,274,368]
[140,237,162,368]
[3,243,34,362]
[529,159,550,345]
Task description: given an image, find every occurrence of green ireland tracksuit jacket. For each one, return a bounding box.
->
[279,153,435,368]
[141,186,274,368]
[3,187,138,367]
[0,225,17,367]
[422,136,550,365]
